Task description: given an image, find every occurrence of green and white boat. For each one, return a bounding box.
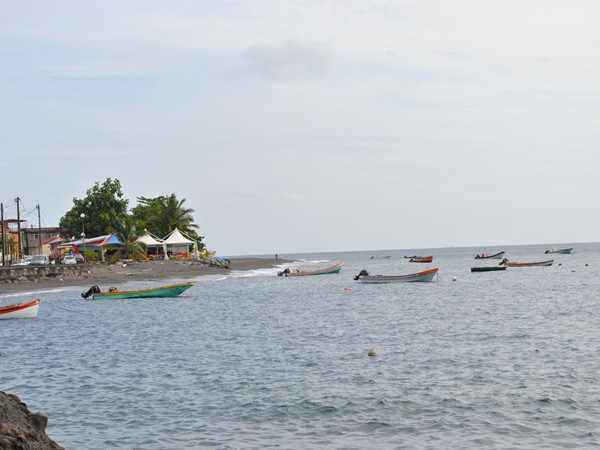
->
[544,247,573,254]
[82,282,196,300]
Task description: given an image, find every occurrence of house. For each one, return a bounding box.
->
[22,226,63,256]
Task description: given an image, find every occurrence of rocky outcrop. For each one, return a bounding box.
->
[0,392,64,450]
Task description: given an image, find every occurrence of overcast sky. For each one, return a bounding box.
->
[2,1,599,256]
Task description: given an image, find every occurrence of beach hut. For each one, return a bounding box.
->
[163,228,198,260]
[136,230,169,260]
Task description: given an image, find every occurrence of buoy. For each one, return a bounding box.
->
[452,276,457,281]
[368,347,377,357]
[343,287,351,291]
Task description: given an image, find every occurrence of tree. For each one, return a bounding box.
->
[132,194,200,237]
[107,215,148,261]
[59,179,129,238]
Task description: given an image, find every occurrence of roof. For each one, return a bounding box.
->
[163,228,194,245]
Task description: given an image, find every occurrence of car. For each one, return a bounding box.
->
[63,255,77,265]
[73,253,85,263]
[10,259,30,266]
[30,255,50,265]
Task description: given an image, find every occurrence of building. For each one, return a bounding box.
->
[22,226,63,256]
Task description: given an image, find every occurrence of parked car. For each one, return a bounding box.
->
[73,253,85,263]
[63,255,77,265]
[30,255,50,265]
[10,259,30,266]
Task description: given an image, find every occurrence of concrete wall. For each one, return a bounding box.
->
[0,265,86,283]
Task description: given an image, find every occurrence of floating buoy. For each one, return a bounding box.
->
[343,287,351,291]
[368,347,377,357]
[452,276,458,281]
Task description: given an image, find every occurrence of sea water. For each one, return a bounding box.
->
[1,243,600,449]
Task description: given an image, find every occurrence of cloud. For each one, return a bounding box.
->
[283,193,305,201]
[226,40,335,81]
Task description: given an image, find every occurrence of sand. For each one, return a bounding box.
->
[0,258,291,294]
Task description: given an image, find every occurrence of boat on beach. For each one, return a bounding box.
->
[500,258,553,267]
[0,299,40,319]
[471,266,507,272]
[277,262,344,277]
[475,251,505,260]
[409,256,433,263]
[354,267,439,283]
[81,282,196,300]
[545,247,573,254]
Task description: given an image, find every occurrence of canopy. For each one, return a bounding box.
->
[163,228,194,244]
[136,230,169,260]
[163,228,198,260]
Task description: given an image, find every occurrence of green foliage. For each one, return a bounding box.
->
[59,178,129,238]
[107,215,148,261]
[131,194,204,249]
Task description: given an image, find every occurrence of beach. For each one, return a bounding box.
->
[0,258,289,294]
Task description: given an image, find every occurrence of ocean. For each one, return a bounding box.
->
[1,242,599,449]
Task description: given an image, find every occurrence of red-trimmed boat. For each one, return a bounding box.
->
[500,259,553,267]
[0,299,40,319]
[354,267,439,283]
[409,256,433,263]
[278,262,344,277]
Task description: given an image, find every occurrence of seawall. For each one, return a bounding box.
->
[0,265,87,284]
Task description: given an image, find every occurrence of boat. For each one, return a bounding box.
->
[354,267,439,283]
[471,266,507,272]
[404,255,424,259]
[277,262,344,277]
[81,282,196,299]
[500,258,553,267]
[474,251,505,260]
[545,247,573,254]
[370,255,391,259]
[409,256,433,263]
[0,299,40,319]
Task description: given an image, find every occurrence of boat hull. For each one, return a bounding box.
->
[357,268,439,284]
[475,251,505,260]
[280,263,344,277]
[545,248,573,254]
[0,299,40,319]
[409,256,433,263]
[91,282,196,299]
[471,266,507,272]
[503,260,553,267]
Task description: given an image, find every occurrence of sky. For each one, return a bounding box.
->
[1,0,599,256]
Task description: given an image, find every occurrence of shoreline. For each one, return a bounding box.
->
[0,258,292,295]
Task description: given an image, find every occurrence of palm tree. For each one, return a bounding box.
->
[160,194,198,236]
[108,216,148,261]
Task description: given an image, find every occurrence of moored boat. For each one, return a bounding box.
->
[370,255,391,259]
[545,247,573,254]
[500,258,553,267]
[81,282,196,300]
[0,299,40,319]
[354,267,439,283]
[409,256,433,263]
[475,251,505,260]
[471,266,507,272]
[278,262,344,277]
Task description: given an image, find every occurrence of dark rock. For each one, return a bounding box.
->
[0,392,64,450]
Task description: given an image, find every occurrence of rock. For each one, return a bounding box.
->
[368,347,377,357]
[0,392,64,449]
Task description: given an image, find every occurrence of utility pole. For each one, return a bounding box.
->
[37,204,42,255]
[16,197,21,259]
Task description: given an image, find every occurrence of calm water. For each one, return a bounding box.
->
[2,243,600,449]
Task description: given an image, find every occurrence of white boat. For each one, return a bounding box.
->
[354,267,439,284]
[0,299,40,319]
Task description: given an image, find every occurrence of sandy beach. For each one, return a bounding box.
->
[0,258,290,294]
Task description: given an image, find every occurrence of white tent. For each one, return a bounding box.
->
[136,230,169,260]
[163,228,197,259]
